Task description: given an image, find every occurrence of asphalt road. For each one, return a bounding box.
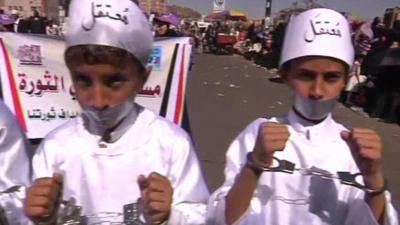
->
[186,53,400,208]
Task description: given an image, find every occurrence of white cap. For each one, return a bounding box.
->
[280,8,354,68]
[66,0,153,67]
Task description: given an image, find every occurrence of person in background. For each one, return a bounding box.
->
[24,0,209,225]
[207,8,398,225]
[12,11,29,33]
[46,19,59,36]
[10,10,21,32]
[342,22,372,108]
[28,10,46,34]
[154,15,181,37]
[0,10,16,32]
[0,100,32,225]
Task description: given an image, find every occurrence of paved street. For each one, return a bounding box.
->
[186,53,400,207]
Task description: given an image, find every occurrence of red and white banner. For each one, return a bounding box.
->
[0,33,192,139]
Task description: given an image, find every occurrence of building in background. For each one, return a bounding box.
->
[0,0,168,19]
[43,0,58,20]
[0,0,71,23]
[0,0,44,17]
[138,0,168,15]
[0,0,200,23]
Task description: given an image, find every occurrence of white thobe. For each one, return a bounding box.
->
[33,105,209,225]
[207,110,399,225]
[0,100,32,225]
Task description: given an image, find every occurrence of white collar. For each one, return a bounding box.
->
[287,109,340,141]
[76,104,156,155]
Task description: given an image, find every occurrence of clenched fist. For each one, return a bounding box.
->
[341,128,385,189]
[252,122,290,167]
[24,173,63,224]
[138,172,173,225]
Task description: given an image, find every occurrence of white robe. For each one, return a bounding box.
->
[33,105,209,225]
[207,110,399,225]
[0,100,32,225]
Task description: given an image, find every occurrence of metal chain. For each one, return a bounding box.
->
[57,198,145,225]
[295,167,340,180]
[258,157,374,192]
[272,196,310,205]
[245,152,388,194]
[0,187,148,225]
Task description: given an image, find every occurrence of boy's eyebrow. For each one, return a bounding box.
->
[70,72,91,80]
[105,73,128,80]
[70,71,91,77]
[324,71,343,75]
[296,67,343,74]
[295,68,317,74]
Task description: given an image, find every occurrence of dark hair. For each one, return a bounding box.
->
[65,45,146,78]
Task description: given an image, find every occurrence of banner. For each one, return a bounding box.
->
[213,0,226,12]
[0,33,192,139]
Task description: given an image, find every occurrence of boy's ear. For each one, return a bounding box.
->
[136,66,152,92]
[279,69,289,83]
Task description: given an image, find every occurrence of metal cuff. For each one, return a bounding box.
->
[245,152,295,174]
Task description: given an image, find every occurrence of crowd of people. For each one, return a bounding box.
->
[0,1,399,225]
[349,17,400,124]
[191,13,400,125]
[0,9,63,36]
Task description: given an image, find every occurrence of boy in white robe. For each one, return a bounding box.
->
[23,0,209,224]
[0,100,31,225]
[207,8,399,225]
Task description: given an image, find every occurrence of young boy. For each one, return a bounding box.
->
[23,0,209,224]
[0,100,31,225]
[207,8,398,225]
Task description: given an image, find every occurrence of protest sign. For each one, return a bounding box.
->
[0,33,192,139]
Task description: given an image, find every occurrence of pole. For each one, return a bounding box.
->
[265,0,272,18]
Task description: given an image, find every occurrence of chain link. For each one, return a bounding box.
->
[295,168,339,180]
[57,198,145,225]
[0,188,150,225]
[260,157,374,192]
[247,152,386,194]
[272,196,310,205]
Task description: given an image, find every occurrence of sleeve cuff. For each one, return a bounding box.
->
[166,203,207,225]
[207,186,255,225]
[382,191,399,225]
[166,206,184,225]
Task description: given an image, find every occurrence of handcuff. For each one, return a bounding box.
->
[245,152,388,196]
[57,198,146,225]
[0,186,24,225]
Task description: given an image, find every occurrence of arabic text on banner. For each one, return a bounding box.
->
[0,33,191,139]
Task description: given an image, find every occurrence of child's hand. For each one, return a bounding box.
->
[252,122,290,167]
[24,173,63,224]
[341,129,385,189]
[138,172,173,225]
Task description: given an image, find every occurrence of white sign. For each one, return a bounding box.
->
[213,0,226,12]
[0,33,192,139]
